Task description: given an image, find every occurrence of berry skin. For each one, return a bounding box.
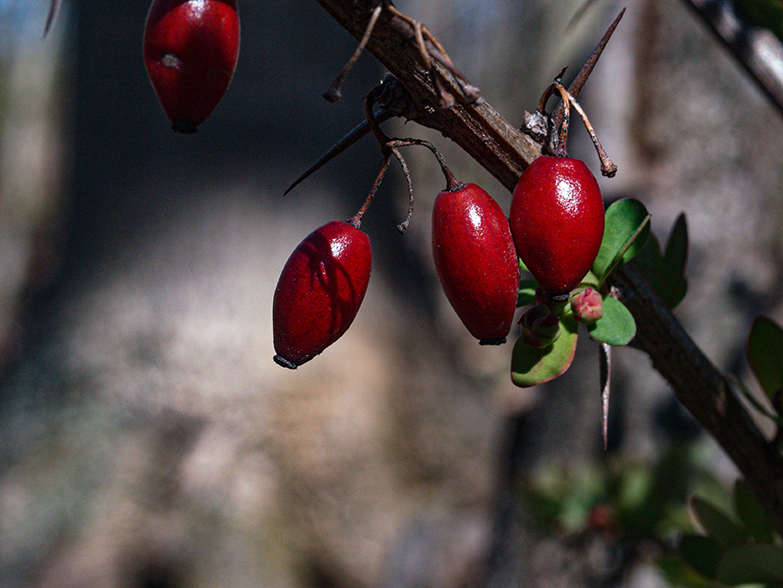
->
[143,0,240,133]
[432,183,520,344]
[273,220,372,369]
[510,156,605,298]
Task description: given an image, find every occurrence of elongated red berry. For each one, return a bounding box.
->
[432,183,520,344]
[510,156,604,298]
[273,220,372,369]
[143,0,240,133]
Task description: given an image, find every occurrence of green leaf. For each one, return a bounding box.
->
[634,214,689,309]
[517,279,539,307]
[586,296,636,346]
[716,544,783,586]
[592,198,651,283]
[680,534,722,579]
[657,552,722,588]
[511,315,578,387]
[663,214,688,279]
[747,316,783,402]
[733,479,775,544]
[690,496,748,547]
[733,374,780,422]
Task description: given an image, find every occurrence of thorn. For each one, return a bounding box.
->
[599,342,612,450]
[284,110,395,195]
[44,0,59,37]
[552,7,626,129]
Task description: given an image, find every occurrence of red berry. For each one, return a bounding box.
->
[273,220,372,369]
[510,156,604,297]
[143,0,240,133]
[432,183,519,344]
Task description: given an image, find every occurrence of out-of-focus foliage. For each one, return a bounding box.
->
[675,481,783,587]
[736,0,783,41]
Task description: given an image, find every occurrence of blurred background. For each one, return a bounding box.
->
[1,1,783,587]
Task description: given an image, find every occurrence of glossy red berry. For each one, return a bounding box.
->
[510,155,604,298]
[273,220,372,369]
[143,0,240,133]
[432,183,519,344]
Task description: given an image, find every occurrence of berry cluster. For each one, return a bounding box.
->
[138,2,648,393]
[269,77,641,385]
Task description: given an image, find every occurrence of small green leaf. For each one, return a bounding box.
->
[690,496,748,547]
[634,232,662,274]
[511,316,578,387]
[733,479,775,544]
[592,198,651,283]
[657,552,721,588]
[680,534,722,579]
[586,296,636,346]
[747,316,783,402]
[733,374,780,422]
[716,544,783,586]
[517,279,539,307]
[634,214,689,309]
[663,213,688,278]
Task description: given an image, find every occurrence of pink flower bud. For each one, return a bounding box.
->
[571,287,603,324]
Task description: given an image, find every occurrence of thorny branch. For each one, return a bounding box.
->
[316,0,783,537]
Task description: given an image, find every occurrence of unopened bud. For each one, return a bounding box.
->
[519,304,561,348]
[571,287,603,324]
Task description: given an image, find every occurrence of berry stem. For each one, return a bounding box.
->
[349,153,392,228]
[562,87,618,177]
[535,71,571,156]
[323,1,384,103]
[388,138,461,192]
[389,145,415,233]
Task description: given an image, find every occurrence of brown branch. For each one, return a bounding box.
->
[316,0,783,536]
[316,0,541,190]
[610,263,783,534]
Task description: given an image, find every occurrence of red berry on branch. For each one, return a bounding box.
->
[143,0,240,133]
[273,220,372,369]
[432,183,519,344]
[510,156,604,298]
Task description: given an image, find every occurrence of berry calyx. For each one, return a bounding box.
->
[273,220,372,368]
[432,182,519,344]
[143,0,240,133]
[510,155,605,297]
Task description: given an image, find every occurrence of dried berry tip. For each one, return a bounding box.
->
[274,355,299,370]
[479,337,507,346]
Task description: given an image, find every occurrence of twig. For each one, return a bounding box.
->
[323,1,384,102]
